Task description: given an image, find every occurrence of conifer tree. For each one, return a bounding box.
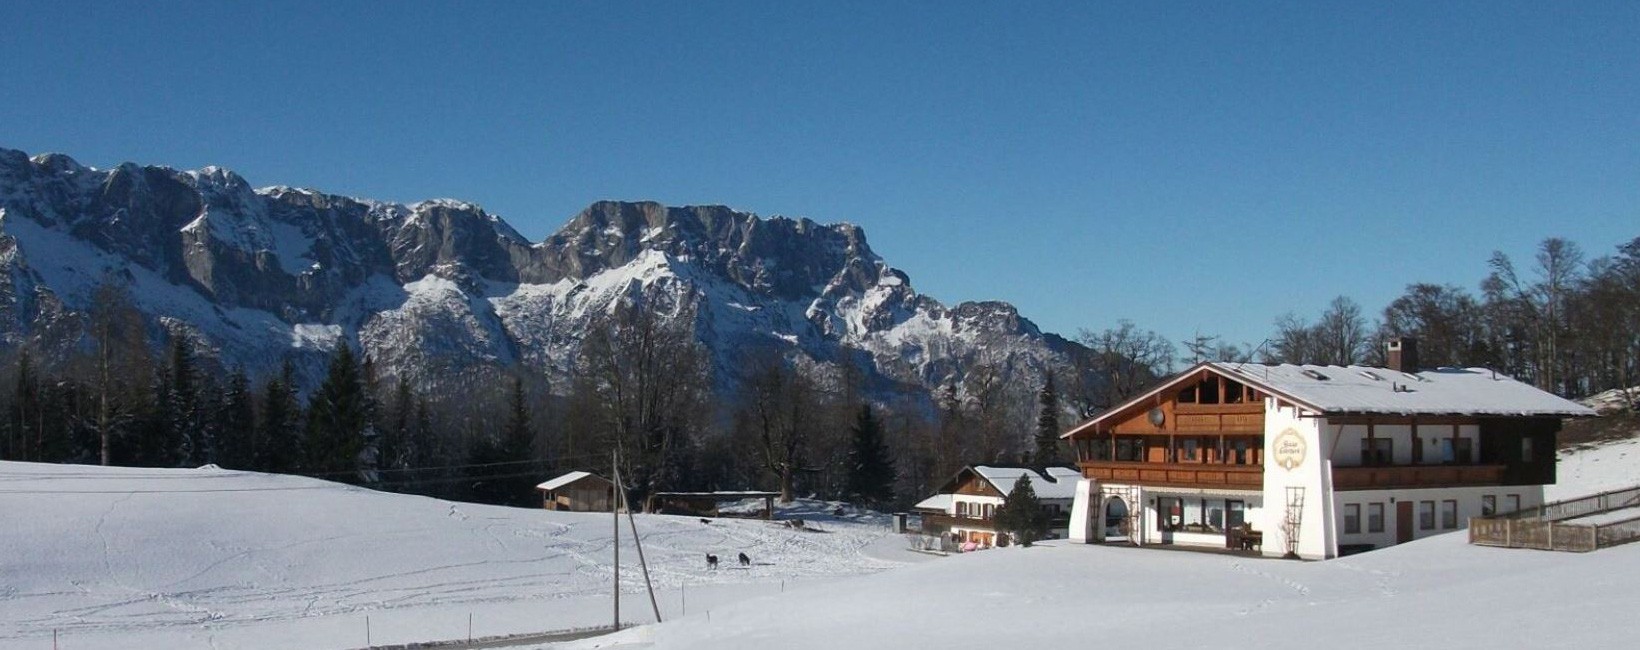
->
[357,355,382,484]
[217,367,256,469]
[383,377,414,470]
[260,359,303,472]
[1034,374,1062,464]
[306,344,367,477]
[10,352,39,461]
[845,403,896,508]
[502,375,534,463]
[994,474,1050,547]
[164,335,201,467]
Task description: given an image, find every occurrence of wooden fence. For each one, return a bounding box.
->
[1469,485,1640,552]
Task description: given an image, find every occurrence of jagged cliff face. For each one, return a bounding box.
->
[0,147,1091,408]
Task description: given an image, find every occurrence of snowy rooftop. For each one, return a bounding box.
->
[1213,362,1598,417]
[535,471,603,491]
[972,466,1082,501]
[913,494,952,512]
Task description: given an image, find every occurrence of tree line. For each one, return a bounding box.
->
[4,234,1630,510]
[1073,235,1640,405]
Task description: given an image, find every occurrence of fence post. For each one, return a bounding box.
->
[1547,521,1555,550]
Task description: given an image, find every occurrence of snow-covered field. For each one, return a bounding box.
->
[0,463,914,649]
[1550,435,1640,500]
[575,532,1640,650]
[5,435,1639,650]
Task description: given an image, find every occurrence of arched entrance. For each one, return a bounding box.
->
[1104,497,1130,541]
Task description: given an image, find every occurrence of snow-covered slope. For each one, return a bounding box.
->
[569,439,1640,650]
[1550,436,1640,500]
[588,533,1639,650]
[0,147,1090,404]
[0,462,912,649]
[4,436,1635,649]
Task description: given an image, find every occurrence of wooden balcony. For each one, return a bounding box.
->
[1331,464,1507,491]
[918,513,994,531]
[1078,460,1264,490]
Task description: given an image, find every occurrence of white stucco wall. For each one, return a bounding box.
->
[1332,485,1545,550]
[1321,422,1481,466]
[1259,401,1334,559]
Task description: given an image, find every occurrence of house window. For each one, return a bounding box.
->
[1505,494,1521,514]
[1227,500,1247,529]
[1224,379,1245,403]
[1522,437,1534,463]
[1344,504,1361,534]
[1233,440,1250,465]
[1441,500,1458,529]
[1419,501,1435,530]
[1180,385,1198,403]
[1158,497,1184,532]
[1482,495,1497,517]
[1454,438,1473,464]
[983,504,995,519]
[1116,438,1145,461]
[956,502,966,517]
[1361,438,1393,466]
[1367,503,1385,533]
[1181,439,1199,461]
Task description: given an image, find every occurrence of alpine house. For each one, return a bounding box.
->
[1060,338,1596,559]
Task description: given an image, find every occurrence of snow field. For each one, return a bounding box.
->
[0,463,909,649]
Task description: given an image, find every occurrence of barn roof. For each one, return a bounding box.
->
[535,471,608,491]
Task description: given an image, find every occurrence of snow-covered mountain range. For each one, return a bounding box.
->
[0,147,1091,407]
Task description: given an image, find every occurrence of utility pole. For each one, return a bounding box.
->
[612,450,620,630]
[618,460,662,623]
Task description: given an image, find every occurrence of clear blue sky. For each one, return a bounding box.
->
[2,2,1637,350]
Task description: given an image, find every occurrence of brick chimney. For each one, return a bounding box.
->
[1386,337,1420,373]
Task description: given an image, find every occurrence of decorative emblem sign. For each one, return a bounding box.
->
[1273,428,1306,471]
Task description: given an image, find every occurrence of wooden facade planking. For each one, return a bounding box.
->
[1332,464,1507,491]
[1079,460,1263,489]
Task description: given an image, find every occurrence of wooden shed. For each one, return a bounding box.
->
[536,472,616,512]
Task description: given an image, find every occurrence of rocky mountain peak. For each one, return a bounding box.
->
[0,146,1094,414]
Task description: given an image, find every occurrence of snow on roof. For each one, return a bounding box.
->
[913,494,953,512]
[1213,362,1597,417]
[972,466,1081,500]
[535,471,603,491]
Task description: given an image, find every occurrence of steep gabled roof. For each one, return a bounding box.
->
[1062,362,1595,439]
[931,465,1081,501]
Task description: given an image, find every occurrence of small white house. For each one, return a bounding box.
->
[913,465,1082,548]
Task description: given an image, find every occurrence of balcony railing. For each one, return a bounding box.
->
[1331,464,1506,490]
[919,513,995,531]
[1078,460,1264,489]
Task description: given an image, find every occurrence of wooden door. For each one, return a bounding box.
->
[1396,501,1415,544]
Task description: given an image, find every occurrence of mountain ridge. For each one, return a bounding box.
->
[0,146,1093,425]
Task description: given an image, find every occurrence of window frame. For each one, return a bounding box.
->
[1419,500,1436,530]
[1481,495,1497,517]
[1441,500,1458,529]
[1344,503,1361,534]
[1367,503,1385,533]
